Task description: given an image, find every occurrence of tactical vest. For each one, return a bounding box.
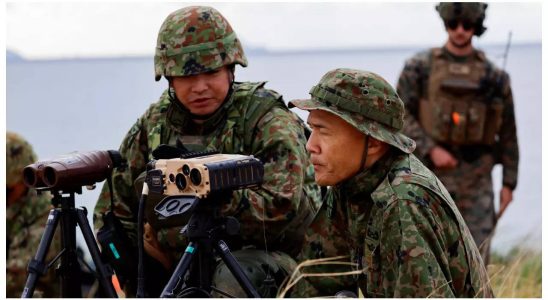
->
[419,48,504,145]
[143,81,287,230]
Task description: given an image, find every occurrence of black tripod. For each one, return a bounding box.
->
[157,196,261,298]
[21,189,117,298]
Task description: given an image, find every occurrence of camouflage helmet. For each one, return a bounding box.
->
[154,6,248,81]
[436,2,488,36]
[289,68,416,153]
[6,132,37,186]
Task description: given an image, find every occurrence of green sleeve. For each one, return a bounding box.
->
[233,106,321,253]
[495,72,519,190]
[379,198,456,297]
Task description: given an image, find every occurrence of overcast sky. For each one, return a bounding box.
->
[5,2,543,60]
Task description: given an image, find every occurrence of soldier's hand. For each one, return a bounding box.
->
[497,186,513,219]
[429,146,458,169]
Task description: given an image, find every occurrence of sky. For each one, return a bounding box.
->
[4,2,543,60]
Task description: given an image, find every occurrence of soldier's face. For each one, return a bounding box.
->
[171,66,231,116]
[446,20,474,48]
[306,110,366,186]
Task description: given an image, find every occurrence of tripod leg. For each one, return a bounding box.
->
[59,199,82,297]
[214,240,261,298]
[75,208,117,297]
[21,209,61,298]
[160,242,198,298]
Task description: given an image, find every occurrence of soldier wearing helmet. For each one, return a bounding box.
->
[288,68,493,297]
[397,2,519,264]
[93,6,321,297]
[6,132,59,297]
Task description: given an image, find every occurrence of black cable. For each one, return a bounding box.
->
[107,175,115,214]
[136,184,148,298]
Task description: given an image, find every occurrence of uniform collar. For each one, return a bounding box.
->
[335,148,397,201]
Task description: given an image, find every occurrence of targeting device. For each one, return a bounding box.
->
[146,153,264,220]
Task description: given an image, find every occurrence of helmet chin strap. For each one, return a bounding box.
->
[358,135,370,174]
[167,66,236,120]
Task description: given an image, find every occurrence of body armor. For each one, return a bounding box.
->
[419,48,503,145]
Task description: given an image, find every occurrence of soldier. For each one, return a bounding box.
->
[396,2,519,263]
[288,68,493,297]
[93,6,321,297]
[6,132,59,297]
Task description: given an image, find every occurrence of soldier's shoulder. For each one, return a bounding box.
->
[475,49,510,79]
[233,81,288,124]
[404,48,435,67]
[145,89,172,117]
[234,81,283,101]
[372,153,444,206]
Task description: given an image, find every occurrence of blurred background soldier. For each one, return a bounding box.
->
[93,6,321,297]
[6,132,59,297]
[288,68,492,297]
[396,2,519,263]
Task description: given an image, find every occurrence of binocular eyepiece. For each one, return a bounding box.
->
[23,150,124,192]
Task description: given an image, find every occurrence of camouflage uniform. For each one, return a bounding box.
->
[396,3,519,261]
[93,6,321,297]
[289,68,493,297]
[6,132,59,297]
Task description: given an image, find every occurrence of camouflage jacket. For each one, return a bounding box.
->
[397,47,519,189]
[7,190,59,298]
[94,81,321,258]
[294,150,493,297]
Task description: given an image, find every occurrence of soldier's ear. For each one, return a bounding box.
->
[367,137,389,155]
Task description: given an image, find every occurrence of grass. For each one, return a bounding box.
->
[488,247,542,298]
[278,247,542,298]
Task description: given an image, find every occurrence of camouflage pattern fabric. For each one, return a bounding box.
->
[6,132,60,297]
[396,47,519,262]
[94,82,321,296]
[7,132,37,186]
[6,190,59,297]
[292,151,493,297]
[154,6,247,80]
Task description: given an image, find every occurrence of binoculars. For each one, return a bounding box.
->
[23,150,123,192]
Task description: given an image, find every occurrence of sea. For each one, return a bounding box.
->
[6,43,541,257]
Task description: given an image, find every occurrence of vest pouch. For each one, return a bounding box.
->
[433,98,453,142]
[450,101,468,144]
[466,101,487,143]
[440,78,480,95]
[482,99,504,145]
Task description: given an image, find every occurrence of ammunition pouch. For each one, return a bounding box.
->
[419,97,502,145]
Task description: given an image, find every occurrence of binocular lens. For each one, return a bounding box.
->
[23,167,39,186]
[175,173,187,190]
[190,168,202,185]
[43,166,58,187]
